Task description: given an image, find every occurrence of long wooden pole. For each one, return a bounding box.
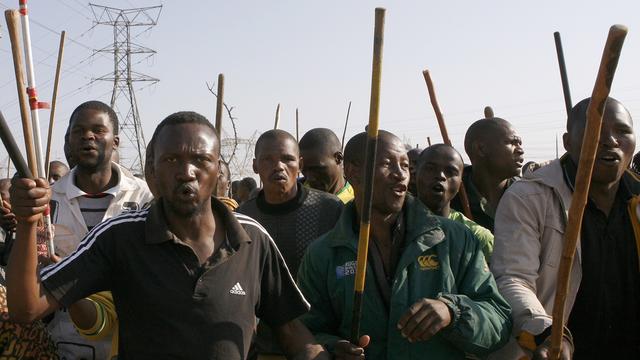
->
[427,136,432,146]
[554,32,573,117]
[351,7,385,344]
[549,24,627,360]
[274,103,281,129]
[422,69,474,220]
[215,73,224,139]
[5,9,37,175]
[0,111,32,179]
[45,30,66,179]
[295,108,299,142]
[341,100,352,151]
[16,2,55,257]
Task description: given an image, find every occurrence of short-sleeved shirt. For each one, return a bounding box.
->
[40,197,309,359]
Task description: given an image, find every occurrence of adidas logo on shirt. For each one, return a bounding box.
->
[229,282,246,296]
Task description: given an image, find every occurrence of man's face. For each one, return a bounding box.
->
[370,137,410,215]
[216,165,231,197]
[48,164,69,184]
[300,149,341,193]
[253,137,299,196]
[152,123,219,216]
[482,124,524,178]
[416,148,463,213]
[407,149,421,195]
[565,102,635,185]
[68,109,118,171]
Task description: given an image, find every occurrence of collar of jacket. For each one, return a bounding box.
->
[328,195,445,252]
[53,161,141,199]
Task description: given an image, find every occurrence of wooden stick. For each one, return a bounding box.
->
[422,69,474,220]
[6,158,11,178]
[295,108,299,142]
[549,24,627,360]
[45,30,66,180]
[0,111,33,179]
[215,73,224,139]
[427,136,432,146]
[351,7,385,344]
[5,9,37,176]
[341,100,352,151]
[17,2,55,257]
[484,106,494,118]
[274,103,281,129]
[19,0,46,178]
[554,32,573,117]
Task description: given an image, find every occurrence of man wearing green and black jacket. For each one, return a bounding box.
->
[297,131,511,360]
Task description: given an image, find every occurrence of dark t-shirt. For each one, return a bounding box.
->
[40,197,309,359]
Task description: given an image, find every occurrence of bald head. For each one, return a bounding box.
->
[567,97,631,134]
[299,128,342,155]
[417,144,463,169]
[48,160,70,184]
[255,129,299,158]
[464,117,514,157]
[344,130,402,167]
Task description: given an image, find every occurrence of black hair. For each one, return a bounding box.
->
[566,97,629,134]
[417,143,463,168]
[254,129,298,158]
[240,177,257,191]
[69,101,119,135]
[343,130,399,166]
[299,128,342,154]
[146,111,219,167]
[464,117,511,156]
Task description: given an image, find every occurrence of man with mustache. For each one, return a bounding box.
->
[47,100,153,359]
[491,97,639,359]
[6,111,329,360]
[237,129,343,357]
[415,144,494,261]
[297,131,511,359]
[299,128,354,204]
[451,117,525,232]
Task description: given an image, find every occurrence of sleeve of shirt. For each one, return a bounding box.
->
[438,225,513,355]
[257,233,310,328]
[40,224,115,308]
[296,240,343,353]
[491,183,553,336]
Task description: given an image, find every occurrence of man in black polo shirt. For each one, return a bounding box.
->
[6,111,328,360]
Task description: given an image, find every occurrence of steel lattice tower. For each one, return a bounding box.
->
[90,4,162,174]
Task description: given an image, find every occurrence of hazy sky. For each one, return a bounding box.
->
[0,0,639,176]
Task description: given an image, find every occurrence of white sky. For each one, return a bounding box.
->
[0,0,639,176]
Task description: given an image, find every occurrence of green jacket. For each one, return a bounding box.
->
[298,196,511,359]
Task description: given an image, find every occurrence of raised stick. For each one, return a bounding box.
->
[427,136,432,146]
[484,106,494,118]
[351,7,385,344]
[549,24,627,360]
[5,9,37,175]
[19,0,47,178]
[215,73,224,139]
[422,69,474,220]
[554,32,573,117]
[295,108,299,141]
[17,2,55,257]
[341,100,352,150]
[45,30,66,179]
[0,111,32,178]
[274,103,281,129]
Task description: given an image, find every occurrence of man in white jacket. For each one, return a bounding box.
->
[47,100,153,359]
[491,97,639,359]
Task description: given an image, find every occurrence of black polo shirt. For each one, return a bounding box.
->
[562,157,640,358]
[40,197,309,359]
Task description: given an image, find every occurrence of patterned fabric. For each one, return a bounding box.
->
[0,283,59,359]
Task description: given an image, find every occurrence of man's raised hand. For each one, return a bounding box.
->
[10,177,50,224]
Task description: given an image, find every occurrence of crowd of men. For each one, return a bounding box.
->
[0,96,636,360]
